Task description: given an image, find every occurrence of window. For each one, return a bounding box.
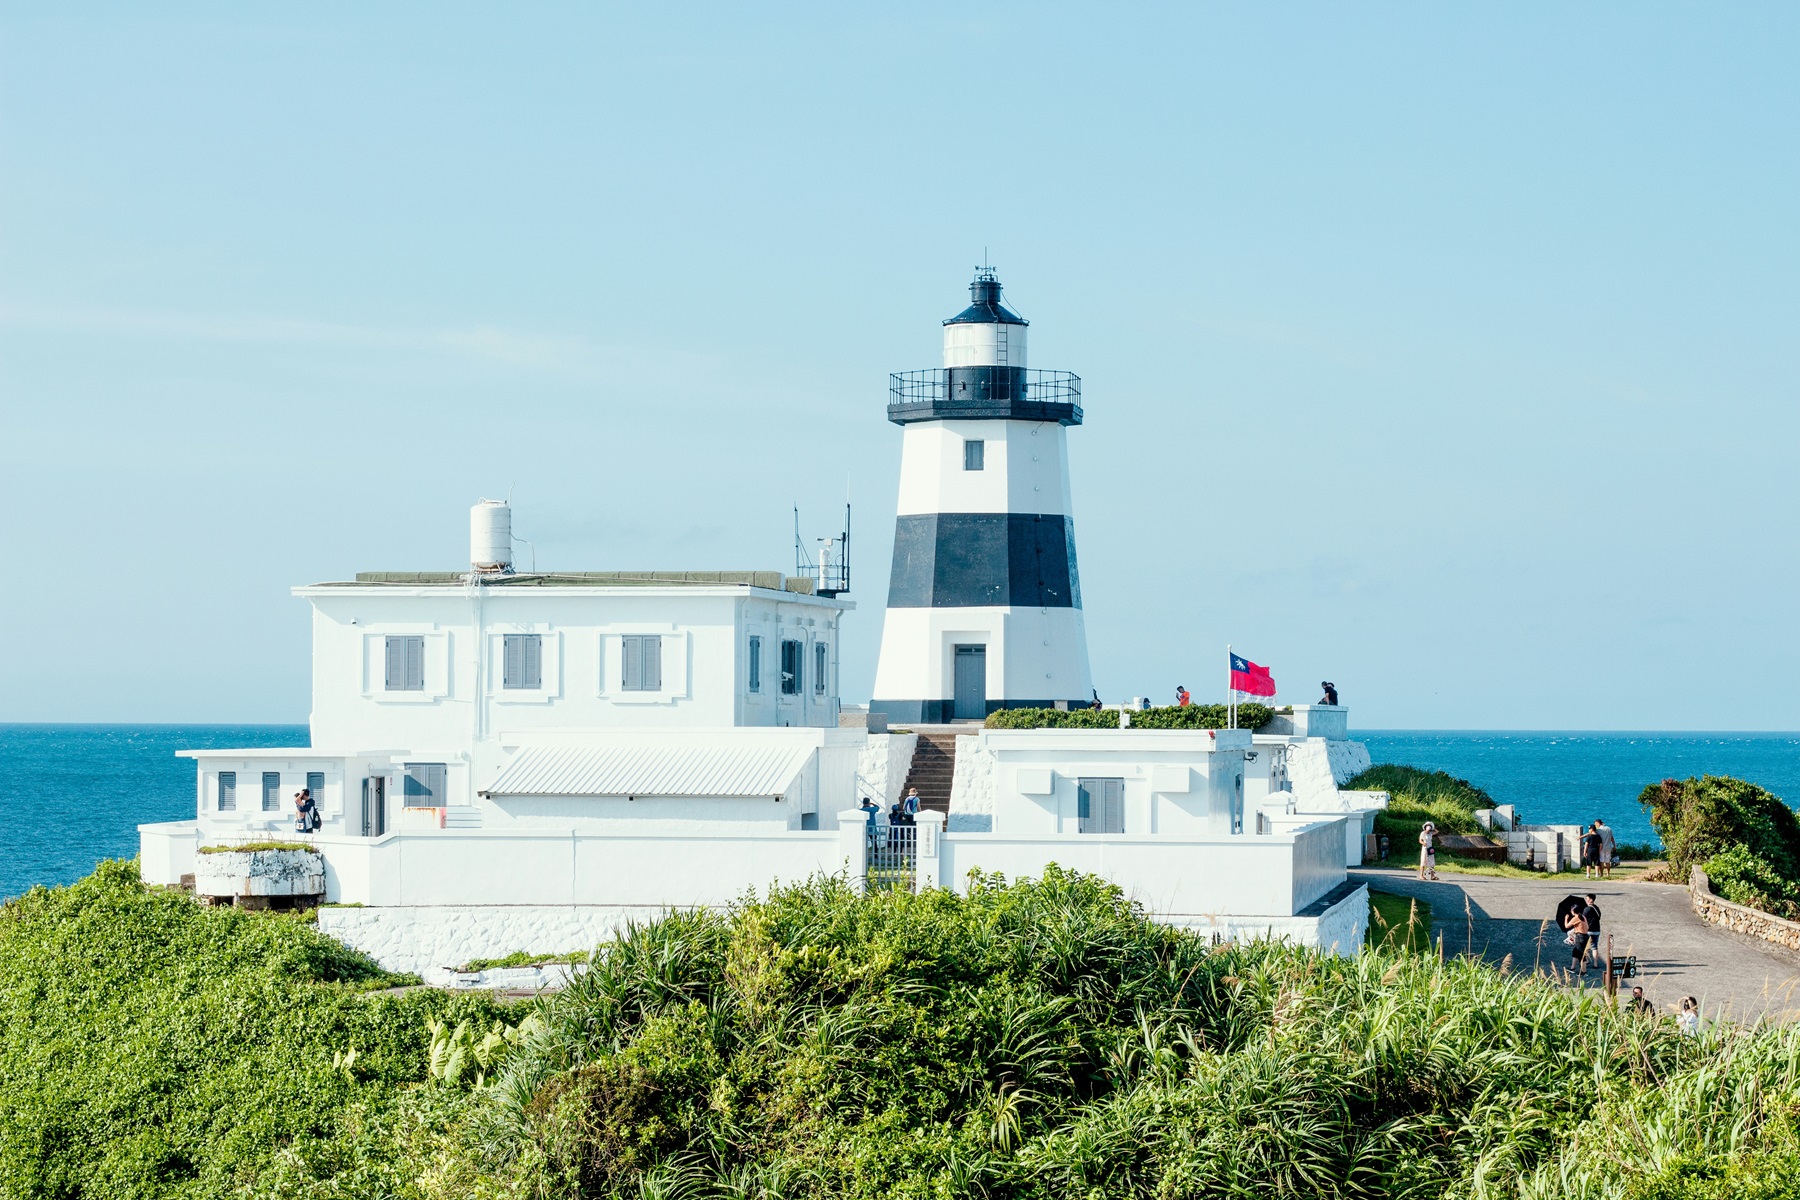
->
[262,771,281,812]
[385,635,425,691]
[963,439,985,471]
[217,771,237,812]
[780,639,802,695]
[1077,778,1125,834]
[747,635,762,693]
[814,642,827,694]
[622,635,662,692]
[403,763,447,808]
[502,634,542,690]
[307,771,325,810]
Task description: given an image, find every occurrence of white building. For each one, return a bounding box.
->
[139,272,1379,974]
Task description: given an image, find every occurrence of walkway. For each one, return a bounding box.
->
[1354,867,1800,1022]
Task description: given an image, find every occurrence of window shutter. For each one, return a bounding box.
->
[622,636,641,690]
[503,635,521,688]
[524,634,541,689]
[644,636,661,691]
[815,642,827,693]
[748,636,761,692]
[403,763,448,807]
[405,637,424,690]
[385,637,402,689]
[219,771,237,811]
[263,771,281,811]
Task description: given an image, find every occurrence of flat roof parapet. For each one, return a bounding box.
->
[335,570,816,593]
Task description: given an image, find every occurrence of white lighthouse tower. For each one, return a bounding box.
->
[870,268,1093,723]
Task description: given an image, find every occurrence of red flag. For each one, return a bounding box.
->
[1229,652,1276,697]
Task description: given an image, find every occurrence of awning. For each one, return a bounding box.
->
[480,742,813,799]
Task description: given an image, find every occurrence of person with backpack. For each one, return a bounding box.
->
[294,789,320,833]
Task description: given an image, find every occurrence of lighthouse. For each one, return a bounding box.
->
[870,268,1093,723]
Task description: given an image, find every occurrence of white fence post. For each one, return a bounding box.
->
[914,811,945,893]
[837,809,869,885]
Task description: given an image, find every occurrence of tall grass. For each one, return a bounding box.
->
[424,869,1800,1200]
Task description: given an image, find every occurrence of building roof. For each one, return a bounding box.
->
[480,742,815,799]
[317,570,817,593]
[944,268,1028,327]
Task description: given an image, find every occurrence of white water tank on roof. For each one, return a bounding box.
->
[470,500,512,573]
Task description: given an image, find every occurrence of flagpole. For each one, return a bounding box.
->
[1227,643,1235,730]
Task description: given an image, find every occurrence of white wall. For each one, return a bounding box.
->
[969,728,1253,836]
[139,821,199,885]
[871,606,1091,708]
[856,731,919,809]
[943,320,1028,368]
[935,817,1347,918]
[301,827,849,907]
[303,586,849,753]
[893,420,1074,517]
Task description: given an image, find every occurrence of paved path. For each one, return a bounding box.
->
[1354,867,1800,1022]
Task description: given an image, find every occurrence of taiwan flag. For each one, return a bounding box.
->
[1229,653,1276,697]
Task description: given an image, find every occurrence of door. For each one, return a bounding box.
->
[1078,778,1125,833]
[952,644,987,720]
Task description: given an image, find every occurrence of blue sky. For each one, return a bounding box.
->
[2,5,1796,728]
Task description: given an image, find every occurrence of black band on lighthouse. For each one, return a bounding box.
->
[887,513,1082,609]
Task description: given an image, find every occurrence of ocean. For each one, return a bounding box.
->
[4,724,1799,899]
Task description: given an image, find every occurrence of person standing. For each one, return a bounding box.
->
[1582,822,1603,880]
[1175,685,1191,707]
[860,797,879,851]
[1563,904,1590,975]
[903,787,921,817]
[1596,819,1616,879]
[1581,893,1603,972]
[1417,821,1438,881]
[1677,996,1701,1035]
[1626,986,1653,1016]
[293,789,317,834]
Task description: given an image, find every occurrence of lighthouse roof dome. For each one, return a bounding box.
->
[944,267,1028,327]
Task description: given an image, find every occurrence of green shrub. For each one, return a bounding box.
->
[0,859,513,1197]
[1347,763,1494,841]
[440,868,1800,1198]
[1130,702,1275,730]
[1702,845,1800,918]
[984,703,1275,730]
[197,840,317,854]
[1641,776,1800,901]
[984,706,1120,728]
[17,864,1800,1196]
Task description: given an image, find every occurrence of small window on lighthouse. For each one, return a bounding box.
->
[963,439,985,471]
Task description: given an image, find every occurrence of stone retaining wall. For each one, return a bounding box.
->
[1689,866,1800,952]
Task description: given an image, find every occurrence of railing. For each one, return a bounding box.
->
[889,368,1081,408]
[868,822,917,893]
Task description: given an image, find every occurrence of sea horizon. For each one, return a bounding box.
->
[6,722,1799,899]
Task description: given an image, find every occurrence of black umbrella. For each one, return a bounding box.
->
[1554,894,1587,928]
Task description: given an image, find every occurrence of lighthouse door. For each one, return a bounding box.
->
[952,644,987,720]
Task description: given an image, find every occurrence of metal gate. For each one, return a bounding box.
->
[868,822,917,892]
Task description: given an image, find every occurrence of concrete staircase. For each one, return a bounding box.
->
[899,730,961,815]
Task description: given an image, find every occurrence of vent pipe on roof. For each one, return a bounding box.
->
[470,499,513,574]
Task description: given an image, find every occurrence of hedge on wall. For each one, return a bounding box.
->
[983,704,1275,731]
[1130,703,1275,730]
